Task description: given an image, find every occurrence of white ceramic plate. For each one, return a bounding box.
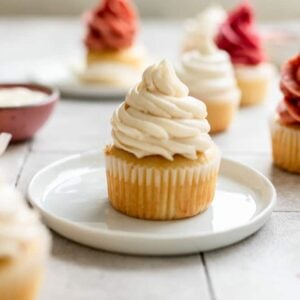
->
[28,150,276,256]
[29,59,129,99]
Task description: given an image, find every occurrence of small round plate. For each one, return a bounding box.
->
[29,59,128,99]
[28,150,276,256]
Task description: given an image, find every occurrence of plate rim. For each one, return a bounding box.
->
[28,149,277,242]
[29,58,130,99]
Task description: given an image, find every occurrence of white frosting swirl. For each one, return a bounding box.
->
[183,5,226,52]
[0,183,49,258]
[111,60,213,161]
[177,38,240,102]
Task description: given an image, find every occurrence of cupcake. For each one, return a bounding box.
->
[105,60,221,220]
[216,1,274,106]
[270,54,300,174]
[0,183,50,300]
[177,36,240,133]
[182,5,226,53]
[77,0,148,88]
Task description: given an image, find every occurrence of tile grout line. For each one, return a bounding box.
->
[200,253,217,300]
[15,141,33,187]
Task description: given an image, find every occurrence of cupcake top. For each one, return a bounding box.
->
[184,5,226,49]
[111,60,213,161]
[0,183,50,259]
[84,0,138,51]
[216,1,265,65]
[177,36,240,102]
[277,54,300,125]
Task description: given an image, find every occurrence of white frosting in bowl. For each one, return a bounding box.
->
[0,87,47,108]
[111,60,213,161]
[177,38,240,103]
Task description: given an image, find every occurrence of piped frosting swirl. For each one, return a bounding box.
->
[216,1,265,65]
[177,37,240,102]
[184,5,226,52]
[277,54,300,125]
[84,0,138,51]
[111,60,213,160]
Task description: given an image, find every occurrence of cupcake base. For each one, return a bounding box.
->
[235,63,274,106]
[86,46,146,68]
[75,45,148,87]
[190,93,239,133]
[76,62,141,88]
[105,145,221,220]
[204,99,238,133]
[0,239,48,300]
[270,116,300,174]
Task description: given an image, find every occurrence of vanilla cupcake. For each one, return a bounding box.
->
[270,54,300,174]
[182,5,226,53]
[105,60,221,220]
[0,183,50,300]
[77,0,148,88]
[216,2,274,106]
[177,37,240,133]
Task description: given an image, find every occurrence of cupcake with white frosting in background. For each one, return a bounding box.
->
[177,36,240,133]
[182,5,226,53]
[0,183,50,300]
[105,60,221,220]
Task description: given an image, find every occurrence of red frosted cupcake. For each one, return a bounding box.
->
[270,54,300,173]
[77,0,148,88]
[216,1,274,106]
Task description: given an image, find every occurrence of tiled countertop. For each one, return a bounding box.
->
[0,18,299,300]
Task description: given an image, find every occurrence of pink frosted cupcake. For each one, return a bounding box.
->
[270,54,300,173]
[216,1,274,106]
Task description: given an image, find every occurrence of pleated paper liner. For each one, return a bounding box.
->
[105,145,221,220]
[270,116,300,174]
[236,74,270,106]
[191,95,239,133]
[0,238,50,300]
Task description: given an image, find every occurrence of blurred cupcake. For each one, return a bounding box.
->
[270,54,300,174]
[0,183,50,300]
[177,36,240,133]
[182,5,226,53]
[77,0,148,87]
[216,1,274,106]
[105,60,221,220]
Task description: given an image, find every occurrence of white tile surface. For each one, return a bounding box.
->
[0,18,299,300]
[205,213,300,300]
[41,234,210,300]
[223,153,300,212]
[0,143,28,184]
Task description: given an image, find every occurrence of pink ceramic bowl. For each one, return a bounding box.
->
[0,83,59,142]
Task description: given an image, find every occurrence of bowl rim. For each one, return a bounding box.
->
[0,82,60,109]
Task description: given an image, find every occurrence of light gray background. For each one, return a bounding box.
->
[0,0,300,20]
